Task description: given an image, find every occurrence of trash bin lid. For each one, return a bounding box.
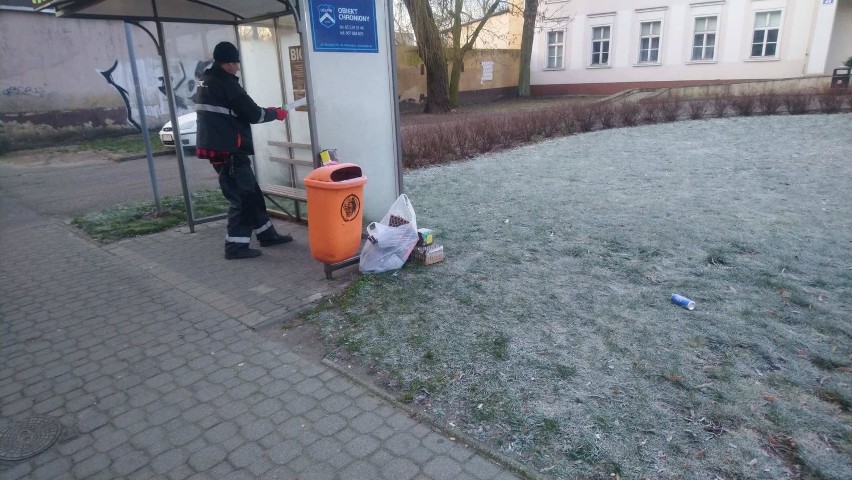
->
[304,163,367,189]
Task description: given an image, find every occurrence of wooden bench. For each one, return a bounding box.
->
[260,141,314,223]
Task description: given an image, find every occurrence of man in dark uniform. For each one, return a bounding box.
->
[196,41,293,260]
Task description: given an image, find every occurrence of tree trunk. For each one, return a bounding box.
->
[403,0,451,113]
[518,0,539,97]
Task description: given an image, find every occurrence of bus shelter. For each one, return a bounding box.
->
[38,0,403,229]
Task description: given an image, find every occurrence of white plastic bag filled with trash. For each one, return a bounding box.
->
[359,194,419,273]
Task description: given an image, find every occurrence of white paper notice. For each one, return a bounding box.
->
[481,61,494,83]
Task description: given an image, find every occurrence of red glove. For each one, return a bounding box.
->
[267,107,287,121]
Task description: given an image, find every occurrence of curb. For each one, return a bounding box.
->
[112,149,174,162]
[320,358,546,480]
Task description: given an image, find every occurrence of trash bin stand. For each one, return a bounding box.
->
[323,256,360,280]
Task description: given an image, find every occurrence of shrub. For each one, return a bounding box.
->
[816,88,844,113]
[573,103,598,132]
[598,104,617,129]
[686,100,708,120]
[782,89,812,115]
[711,93,729,117]
[640,101,662,124]
[730,93,758,116]
[659,97,683,122]
[757,91,783,115]
[617,102,642,127]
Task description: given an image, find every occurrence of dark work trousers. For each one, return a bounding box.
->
[216,154,275,254]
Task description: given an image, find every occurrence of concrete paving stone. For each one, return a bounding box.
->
[112,449,150,477]
[408,442,437,464]
[386,431,420,456]
[422,432,455,455]
[307,436,345,461]
[180,402,216,424]
[127,386,160,408]
[294,377,323,396]
[204,421,238,444]
[464,455,507,480]
[146,403,181,426]
[345,433,381,458]
[207,461,236,479]
[193,381,227,403]
[236,365,266,382]
[300,461,338,480]
[283,453,316,473]
[152,447,189,475]
[265,438,302,465]
[77,406,110,433]
[242,417,276,441]
[313,414,347,437]
[339,404,366,420]
[228,381,260,400]
[381,457,420,480]
[143,371,174,389]
[65,393,97,413]
[188,444,228,471]
[227,442,264,468]
[129,426,169,454]
[324,375,354,393]
[214,352,244,368]
[283,395,315,416]
[386,411,419,432]
[0,461,32,480]
[310,386,333,401]
[174,369,205,388]
[71,452,110,478]
[304,407,330,423]
[32,394,66,415]
[408,423,432,440]
[188,354,216,371]
[375,404,397,418]
[83,376,114,394]
[247,457,273,477]
[448,443,475,463]
[161,387,193,406]
[205,367,237,385]
[58,434,94,456]
[128,466,159,479]
[114,373,145,391]
[423,455,464,479]
[251,397,284,417]
[340,459,379,480]
[319,393,352,414]
[167,423,202,446]
[353,394,380,412]
[54,376,85,395]
[113,407,146,429]
[351,411,384,434]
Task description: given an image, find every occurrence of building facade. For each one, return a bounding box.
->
[530,0,852,95]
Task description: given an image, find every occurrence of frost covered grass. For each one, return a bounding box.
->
[307,114,852,479]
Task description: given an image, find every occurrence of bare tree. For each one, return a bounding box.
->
[403,0,452,113]
[445,0,503,106]
[517,0,538,97]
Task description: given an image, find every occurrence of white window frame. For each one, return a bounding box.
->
[691,15,718,62]
[590,25,611,67]
[638,20,662,64]
[750,10,783,59]
[546,30,565,69]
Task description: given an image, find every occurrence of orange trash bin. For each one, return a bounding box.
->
[303,163,367,266]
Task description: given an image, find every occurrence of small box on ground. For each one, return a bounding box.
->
[417,228,433,246]
[412,243,444,265]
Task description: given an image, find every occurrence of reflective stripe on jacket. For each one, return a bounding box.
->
[195,64,276,155]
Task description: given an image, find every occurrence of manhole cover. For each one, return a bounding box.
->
[0,416,62,461]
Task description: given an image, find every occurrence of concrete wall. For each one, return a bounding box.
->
[530,0,850,95]
[0,10,234,149]
[396,46,520,108]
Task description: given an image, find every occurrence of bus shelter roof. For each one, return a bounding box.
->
[37,0,295,25]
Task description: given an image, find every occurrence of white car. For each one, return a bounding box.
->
[159,112,197,149]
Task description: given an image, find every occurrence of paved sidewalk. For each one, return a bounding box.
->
[0,196,522,479]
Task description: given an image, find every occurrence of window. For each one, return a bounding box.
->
[547,31,564,69]
[751,10,781,58]
[692,16,717,61]
[591,26,610,65]
[638,21,661,63]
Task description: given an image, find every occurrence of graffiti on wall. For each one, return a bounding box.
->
[98,60,141,131]
[97,59,212,129]
[2,86,46,97]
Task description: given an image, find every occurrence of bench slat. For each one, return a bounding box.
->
[268,156,314,167]
[268,140,312,150]
[260,184,307,202]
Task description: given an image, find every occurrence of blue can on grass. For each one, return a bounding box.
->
[671,294,696,310]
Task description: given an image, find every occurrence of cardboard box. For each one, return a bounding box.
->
[412,243,444,265]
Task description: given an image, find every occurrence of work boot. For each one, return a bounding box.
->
[225,246,262,260]
[258,232,293,247]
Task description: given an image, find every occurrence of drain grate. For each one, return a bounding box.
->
[0,416,62,461]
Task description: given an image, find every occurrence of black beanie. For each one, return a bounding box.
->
[213,42,240,63]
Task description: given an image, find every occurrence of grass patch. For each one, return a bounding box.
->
[71,189,228,243]
[78,133,152,155]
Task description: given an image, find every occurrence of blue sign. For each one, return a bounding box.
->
[309,0,379,53]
